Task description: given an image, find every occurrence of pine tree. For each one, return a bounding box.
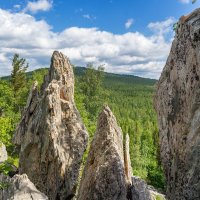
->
[11,54,28,97]
[10,54,28,111]
[80,64,105,118]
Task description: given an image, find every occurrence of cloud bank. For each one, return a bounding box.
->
[0,8,175,79]
[24,0,53,13]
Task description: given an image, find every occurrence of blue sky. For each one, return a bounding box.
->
[1,0,198,34]
[0,0,199,78]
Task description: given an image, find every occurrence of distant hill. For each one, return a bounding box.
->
[1,66,157,86]
[74,67,157,86]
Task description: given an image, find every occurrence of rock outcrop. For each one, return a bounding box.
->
[124,134,133,185]
[77,106,127,200]
[77,106,165,200]
[154,8,200,200]
[0,174,48,200]
[0,143,7,163]
[131,176,166,200]
[13,51,88,199]
[131,176,152,200]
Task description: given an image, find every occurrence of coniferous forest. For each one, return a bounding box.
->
[0,56,165,190]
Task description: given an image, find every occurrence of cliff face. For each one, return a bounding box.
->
[13,51,88,199]
[154,9,200,200]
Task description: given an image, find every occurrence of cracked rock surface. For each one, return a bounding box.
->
[0,174,48,200]
[13,51,88,200]
[77,106,127,200]
[154,8,200,200]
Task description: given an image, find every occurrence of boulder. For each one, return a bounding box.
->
[131,177,166,200]
[154,8,200,200]
[13,51,88,199]
[131,176,151,200]
[0,173,48,200]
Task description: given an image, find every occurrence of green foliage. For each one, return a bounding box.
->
[0,80,20,153]
[10,54,29,111]
[32,68,48,89]
[0,117,15,150]
[11,54,28,96]
[0,80,15,115]
[74,67,165,189]
[0,181,9,189]
[0,157,18,175]
[155,195,165,200]
[0,54,29,170]
[101,75,165,189]
[78,64,106,120]
[0,162,13,175]
[74,89,96,138]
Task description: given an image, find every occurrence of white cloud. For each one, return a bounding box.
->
[148,17,176,36]
[24,0,53,13]
[125,18,134,29]
[0,8,174,79]
[83,14,91,19]
[178,0,190,3]
[14,5,21,9]
[82,14,96,20]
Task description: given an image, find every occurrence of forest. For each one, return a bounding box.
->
[0,54,165,190]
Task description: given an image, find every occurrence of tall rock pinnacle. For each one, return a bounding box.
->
[154,9,200,200]
[77,105,127,200]
[13,51,88,200]
[124,134,133,185]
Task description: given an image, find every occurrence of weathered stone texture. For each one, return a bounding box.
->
[154,8,200,200]
[124,134,133,185]
[13,51,88,200]
[77,106,127,200]
[130,176,166,200]
[0,174,48,200]
[131,176,152,200]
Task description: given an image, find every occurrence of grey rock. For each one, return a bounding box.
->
[77,105,127,200]
[13,51,88,199]
[131,176,151,200]
[0,143,7,163]
[0,173,48,200]
[124,134,133,185]
[131,177,166,200]
[154,8,200,200]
